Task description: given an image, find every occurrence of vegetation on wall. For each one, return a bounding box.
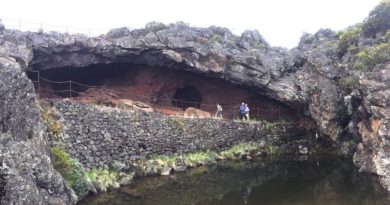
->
[40,107,62,141]
[133,142,268,176]
[85,169,120,192]
[50,147,134,198]
[50,147,90,199]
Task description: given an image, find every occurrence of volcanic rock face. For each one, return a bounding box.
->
[353,65,390,191]
[0,58,77,204]
[0,20,354,196]
[0,2,389,200]
[293,30,344,139]
[27,23,301,105]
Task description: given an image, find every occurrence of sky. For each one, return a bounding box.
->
[0,0,383,48]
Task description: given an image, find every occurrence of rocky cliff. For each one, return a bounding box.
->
[0,58,77,204]
[0,0,389,202]
[353,66,390,191]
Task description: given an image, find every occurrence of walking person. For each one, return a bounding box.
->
[239,102,246,120]
[215,103,223,118]
[244,104,250,121]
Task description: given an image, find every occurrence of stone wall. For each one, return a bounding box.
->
[52,100,313,169]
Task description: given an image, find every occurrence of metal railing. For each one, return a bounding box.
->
[26,69,282,120]
[1,18,111,37]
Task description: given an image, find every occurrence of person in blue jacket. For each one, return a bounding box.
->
[239,102,246,120]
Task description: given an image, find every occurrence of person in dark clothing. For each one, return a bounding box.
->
[239,102,246,120]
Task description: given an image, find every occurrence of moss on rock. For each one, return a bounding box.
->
[50,147,90,199]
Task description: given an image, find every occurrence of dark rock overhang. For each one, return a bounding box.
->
[2,22,348,131]
[16,23,305,112]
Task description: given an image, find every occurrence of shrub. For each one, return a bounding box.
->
[210,33,224,44]
[41,108,62,141]
[352,41,390,71]
[353,49,374,70]
[145,21,167,33]
[385,29,390,41]
[338,75,360,93]
[336,25,362,57]
[50,147,90,198]
[208,25,232,37]
[362,0,390,38]
[371,42,390,65]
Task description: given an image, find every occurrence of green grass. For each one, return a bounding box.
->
[184,151,218,167]
[50,147,90,198]
[134,142,265,175]
[220,143,259,159]
[86,169,120,192]
[151,155,177,167]
[258,119,288,129]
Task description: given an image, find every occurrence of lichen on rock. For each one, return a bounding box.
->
[0,58,77,204]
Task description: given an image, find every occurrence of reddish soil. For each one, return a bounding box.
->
[34,65,314,128]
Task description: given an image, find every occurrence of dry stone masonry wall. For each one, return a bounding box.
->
[53,100,310,169]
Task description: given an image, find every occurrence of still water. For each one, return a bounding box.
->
[79,155,390,205]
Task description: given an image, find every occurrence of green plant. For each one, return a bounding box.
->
[86,169,119,192]
[145,21,168,33]
[267,144,278,155]
[362,0,390,38]
[184,151,218,167]
[338,75,360,93]
[167,117,186,133]
[50,147,90,198]
[220,143,259,159]
[151,155,177,167]
[210,33,224,44]
[208,25,232,37]
[385,29,390,41]
[259,119,287,129]
[371,42,390,65]
[352,41,390,71]
[353,49,374,70]
[336,24,362,57]
[41,108,62,141]
[110,160,126,172]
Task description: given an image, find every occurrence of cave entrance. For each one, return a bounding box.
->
[29,63,134,98]
[26,61,316,128]
[172,86,202,110]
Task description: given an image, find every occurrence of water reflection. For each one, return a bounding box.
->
[79,155,390,205]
